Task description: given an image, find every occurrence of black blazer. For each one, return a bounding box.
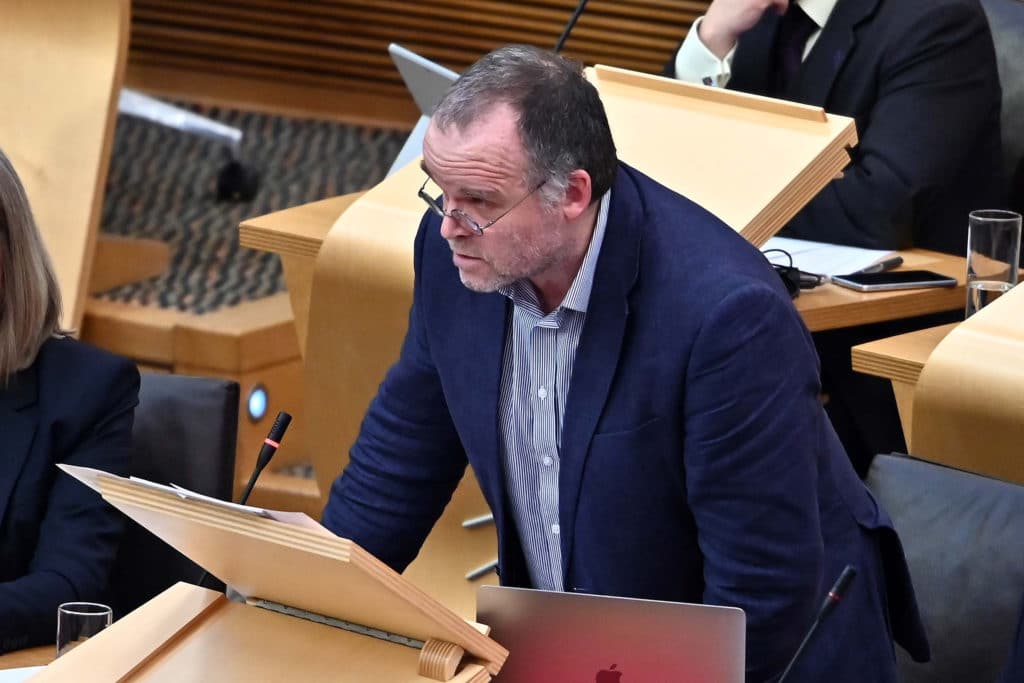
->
[0,337,138,653]
[667,0,1004,254]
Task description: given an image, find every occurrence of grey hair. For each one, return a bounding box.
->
[432,44,617,208]
[0,148,66,381]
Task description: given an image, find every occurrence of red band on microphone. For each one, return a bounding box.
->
[263,438,280,449]
[828,591,841,602]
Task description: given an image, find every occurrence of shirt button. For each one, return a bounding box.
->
[537,386,548,400]
[551,524,560,535]
[542,455,553,467]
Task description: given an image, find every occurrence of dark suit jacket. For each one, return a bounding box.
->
[0,337,138,653]
[666,0,1003,254]
[323,164,929,681]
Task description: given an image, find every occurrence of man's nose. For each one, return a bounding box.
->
[439,213,474,240]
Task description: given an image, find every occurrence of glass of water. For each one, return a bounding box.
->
[965,209,1021,317]
[56,602,112,657]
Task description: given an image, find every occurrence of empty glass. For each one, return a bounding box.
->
[56,602,112,657]
[965,210,1022,317]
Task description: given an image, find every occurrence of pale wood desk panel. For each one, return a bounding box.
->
[851,323,957,447]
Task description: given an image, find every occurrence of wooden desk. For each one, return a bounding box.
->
[0,645,52,669]
[852,282,1024,484]
[240,196,967,337]
[851,323,956,447]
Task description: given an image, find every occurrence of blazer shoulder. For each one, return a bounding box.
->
[35,338,140,412]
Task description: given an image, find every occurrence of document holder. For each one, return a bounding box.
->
[588,65,858,247]
[32,466,508,682]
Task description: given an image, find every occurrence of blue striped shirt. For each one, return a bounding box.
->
[496,191,611,590]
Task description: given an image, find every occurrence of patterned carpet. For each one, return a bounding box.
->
[97,104,407,313]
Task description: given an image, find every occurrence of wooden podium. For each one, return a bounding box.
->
[852,284,1024,484]
[29,467,508,682]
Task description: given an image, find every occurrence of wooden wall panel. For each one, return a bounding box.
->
[126,0,711,126]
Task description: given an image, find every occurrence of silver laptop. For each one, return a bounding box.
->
[477,585,745,682]
[386,44,460,176]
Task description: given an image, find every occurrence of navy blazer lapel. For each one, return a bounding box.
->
[794,0,881,106]
[558,168,642,576]
[454,288,510,517]
[0,365,40,527]
[728,11,783,96]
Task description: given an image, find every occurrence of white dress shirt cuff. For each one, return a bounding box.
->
[672,16,736,88]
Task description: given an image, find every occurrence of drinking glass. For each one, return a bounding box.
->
[56,602,112,657]
[965,209,1022,317]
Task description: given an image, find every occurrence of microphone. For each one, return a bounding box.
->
[238,411,292,506]
[554,0,591,53]
[195,411,291,590]
[777,564,858,683]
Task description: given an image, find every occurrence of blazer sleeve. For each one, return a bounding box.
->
[683,282,824,682]
[783,3,1001,249]
[321,217,468,573]
[0,356,138,653]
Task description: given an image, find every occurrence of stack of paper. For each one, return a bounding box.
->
[762,236,894,276]
[590,65,858,247]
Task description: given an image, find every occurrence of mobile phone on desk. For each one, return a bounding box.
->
[831,270,958,292]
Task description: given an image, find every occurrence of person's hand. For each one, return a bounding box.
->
[700,0,789,59]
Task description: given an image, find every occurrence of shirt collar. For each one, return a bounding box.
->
[798,0,838,29]
[499,189,611,315]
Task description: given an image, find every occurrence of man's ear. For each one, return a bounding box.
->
[561,169,594,221]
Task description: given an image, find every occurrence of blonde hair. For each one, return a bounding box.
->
[0,148,66,380]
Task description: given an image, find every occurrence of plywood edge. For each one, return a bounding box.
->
[591,63,829,123]
[239,192,363,258]
[347,544,509,675]
[851,323,957,383]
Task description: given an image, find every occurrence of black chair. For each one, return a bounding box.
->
[980,0,1024,212]
[106,373,239,619]
[866,453,1024,683]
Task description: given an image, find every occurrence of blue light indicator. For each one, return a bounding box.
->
[247,384,268,422]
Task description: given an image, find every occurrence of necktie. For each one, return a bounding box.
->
[772,2,818,97]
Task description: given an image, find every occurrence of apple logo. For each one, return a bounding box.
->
[595,663,622,683]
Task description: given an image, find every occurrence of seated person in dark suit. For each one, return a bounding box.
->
[323,45,929,681]
[666,0,1004,474]
[666,0,1003,254]
[0,148,139,653]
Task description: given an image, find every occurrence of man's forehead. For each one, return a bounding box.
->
[428,103,519,146]
[423,108,524,177]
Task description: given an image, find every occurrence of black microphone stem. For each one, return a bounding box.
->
[195,411,292,590]
[777,565,858,683]
[554,0,590,53]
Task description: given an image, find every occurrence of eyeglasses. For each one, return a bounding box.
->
[417,177,545,235]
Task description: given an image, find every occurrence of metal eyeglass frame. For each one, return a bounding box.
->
[417,177,546,235]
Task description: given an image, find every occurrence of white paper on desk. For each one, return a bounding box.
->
[762,236,894,276]
[0,667,43,682]
[59,466,333,537]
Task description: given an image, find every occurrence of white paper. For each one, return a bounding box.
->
[0,667,44,682]
[60,465,331,536]
[762,236,894,277]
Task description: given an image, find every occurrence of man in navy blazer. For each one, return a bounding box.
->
[667,0,1004,473]
[323,45,928,681]
[0,338,138,653]
[666,0,1003,255]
